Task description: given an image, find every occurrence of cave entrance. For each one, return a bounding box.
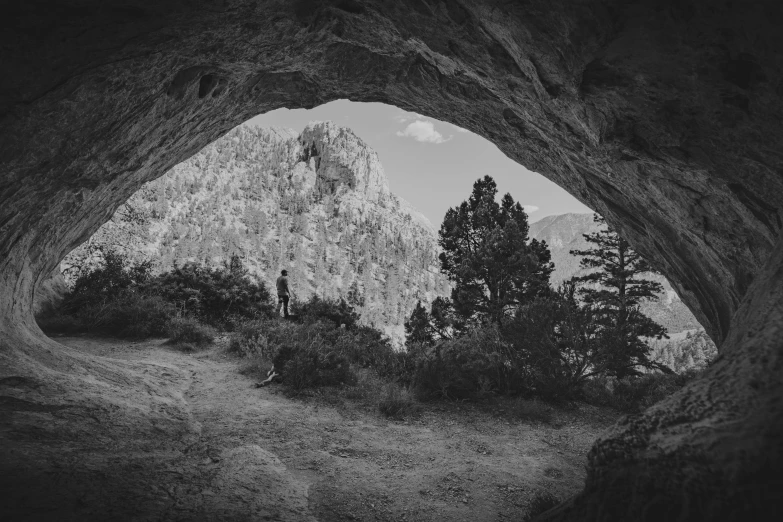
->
[2,1,781,519]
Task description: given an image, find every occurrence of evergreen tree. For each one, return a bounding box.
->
[438,176,553,325]
[569,213,667,377]
[404,301,434,346]
[347,280,364,308]
[429,296,456,340]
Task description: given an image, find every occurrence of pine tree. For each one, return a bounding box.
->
[438,175,553,325]
[569,213,667,377]
[404,301,434,346]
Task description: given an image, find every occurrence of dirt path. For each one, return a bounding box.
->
[1,336,618,521]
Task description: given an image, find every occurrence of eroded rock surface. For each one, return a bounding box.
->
[1,0,781,519]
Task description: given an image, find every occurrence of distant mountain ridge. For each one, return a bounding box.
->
[62,122,450,345]
[529,212,702,334]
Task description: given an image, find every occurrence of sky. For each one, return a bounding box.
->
[246,100,592,226]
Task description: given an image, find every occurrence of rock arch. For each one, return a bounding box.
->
[1,1,781,519]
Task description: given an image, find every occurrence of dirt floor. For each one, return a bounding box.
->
[1,335,620,521]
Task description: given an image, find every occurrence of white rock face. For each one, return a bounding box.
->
[63,122,451,346]
[300,122,391,203]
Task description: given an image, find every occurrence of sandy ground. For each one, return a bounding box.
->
[1,336,619,521]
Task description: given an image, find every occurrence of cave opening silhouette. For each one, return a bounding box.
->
[1,1,781,520]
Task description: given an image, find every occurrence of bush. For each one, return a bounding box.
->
[582,371,699,413]
[581,377,615,407]
[294,295,360,329]
[40,252,276,341]
[38,291,174,338]
[332,325,414,382]
[342,368,384,402]
[411,326,523,400]
[36,312,85,335]
[77,292,175,338]
[503,290,601,402]
[377,384,419,419]
[228,317,413,392]
[230,320,356,390]
[229,319,276,359]
[278,338,356,391]
[524,491,561,521]
[167,316,216,348]
[42,249,173,339]
[62,249,153,314]
[148,255,274,328]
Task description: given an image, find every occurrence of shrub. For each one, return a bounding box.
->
[411,326,525,400]
[582,371,699,413]
[332,325,414,382]
[503,289,602,402]
[148,255,274,328]
[232,320,357,391]
[294,295,360,329]
[377,384,419,419]
[342,368,384,402]
[237,357,274,380]
[229,319,275,359]
[228,311,412,393]
[612,372,697,412]
[78,292,175,338]
[43,249,174,339]
[167,316,216,348]
[278,338,356,391]
[36,312,85,335]
[581,376,615,407]
[62,248,153,314]
[524,491,561,521]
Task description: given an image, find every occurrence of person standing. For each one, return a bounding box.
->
[276,269,291,318]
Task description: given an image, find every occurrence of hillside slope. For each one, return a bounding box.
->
[63,122,450,344]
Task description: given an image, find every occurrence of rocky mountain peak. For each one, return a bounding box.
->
[298,121,391,204]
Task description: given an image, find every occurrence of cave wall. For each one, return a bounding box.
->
[1,0,781,519]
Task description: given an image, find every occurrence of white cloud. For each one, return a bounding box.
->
[396,120,452,144]
[523,205,539,214]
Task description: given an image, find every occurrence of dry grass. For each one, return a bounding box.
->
[377,383,420,419]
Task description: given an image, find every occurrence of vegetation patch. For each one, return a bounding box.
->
[166,316,216,349]
[377,384,419,419]
[37,176,712,422]
[582,371,700,413]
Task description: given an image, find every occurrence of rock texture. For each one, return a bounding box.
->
[1,1,782,519]
[63,122,450,344]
